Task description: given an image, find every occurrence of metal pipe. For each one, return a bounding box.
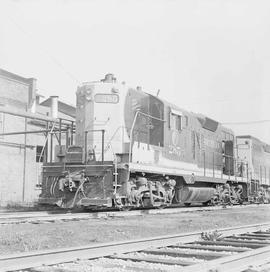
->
[66,126,69,148]
[22,117,27,202]
[128,111,140,167]
[0,107,57,122]
[54,116,75,122]
[241,162,244,182]
[85,129,111,132]
[247,163,249,180]
[71,121,74,145]
[59,118,62,147]
[50,123,53,163]
[59,119,63,162]
[53,131,60,144]
[0,107,74,124]
[84,131,88,163]
[45,122,49,163]
[50,96,58,118]
[0,128,68,136]
[247,163,250,195]
[0,141,34,149]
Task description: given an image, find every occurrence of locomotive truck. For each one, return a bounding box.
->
[39,74,270,208]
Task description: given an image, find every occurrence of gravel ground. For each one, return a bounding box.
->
[28,258,270,272]
[0,205,269,255]
[32,258,182,272]
[243,263,270,272]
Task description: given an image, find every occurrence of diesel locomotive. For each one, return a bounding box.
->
[39,74,270,208]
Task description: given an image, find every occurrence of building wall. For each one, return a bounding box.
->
[0,69,35,110]
[0,69,76,207]
[0,144,37,204]
[0,69,38,206]
[0,77,28,109]
[0,70,42,206]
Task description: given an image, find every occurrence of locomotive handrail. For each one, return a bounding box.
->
[84,129,105,163]
[128,111,166,171]
[201,150,249,181]
[39,121,57,166]
[97,126,124,160]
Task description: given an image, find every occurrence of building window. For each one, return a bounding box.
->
[36,145,44,163]
[170,113,182,130]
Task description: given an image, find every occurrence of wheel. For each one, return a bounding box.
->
[156,204,167,209]
[202,200,210,206]
[120,206,132,211]
[184,203,191,206]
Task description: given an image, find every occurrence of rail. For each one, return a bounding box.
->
[1,204,269,225]
[1,222,269,272]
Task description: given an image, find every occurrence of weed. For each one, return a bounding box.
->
[201,230,223,241]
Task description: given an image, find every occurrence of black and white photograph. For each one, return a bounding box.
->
[0,0,270,271]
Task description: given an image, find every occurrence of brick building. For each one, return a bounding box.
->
[0,68,75,206]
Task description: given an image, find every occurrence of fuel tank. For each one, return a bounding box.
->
[176,187,216,204]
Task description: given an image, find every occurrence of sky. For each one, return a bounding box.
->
[1,0,270,143]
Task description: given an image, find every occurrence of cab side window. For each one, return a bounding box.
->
[169,111,182,131]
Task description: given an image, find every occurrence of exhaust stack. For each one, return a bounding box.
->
[50,96,59,118]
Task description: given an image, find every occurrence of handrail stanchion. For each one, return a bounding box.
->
[45,121,49,163]
[204,151,206,177]
[128,111,165,180]
[228,155,231,180]
[213,152,215,177]
[84,129,106,163]
[59,118,62,146]
[71,121,74,145]
[84,131,88,163]
[65,126,69,149]
[50,122,53,163]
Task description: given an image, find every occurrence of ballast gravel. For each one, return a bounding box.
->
[0,205,269,256]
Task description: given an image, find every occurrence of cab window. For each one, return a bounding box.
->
[169,109,182,131]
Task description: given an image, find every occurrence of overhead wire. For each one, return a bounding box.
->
[5,4,270,130]
[222,120,270,125]
[4,5,81,85]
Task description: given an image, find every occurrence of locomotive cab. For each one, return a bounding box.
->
[76,74,127,162]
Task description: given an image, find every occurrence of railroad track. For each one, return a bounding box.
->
[1,222,270,272]
[0,203,269,225]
